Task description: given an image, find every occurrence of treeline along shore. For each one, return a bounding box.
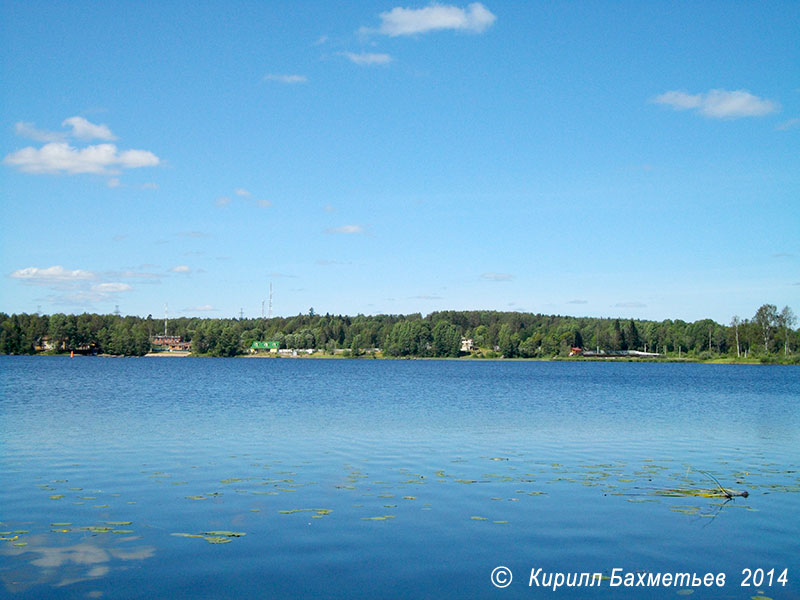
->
[1,304,797,363]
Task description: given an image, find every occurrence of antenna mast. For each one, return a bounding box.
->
[268,282,273,319]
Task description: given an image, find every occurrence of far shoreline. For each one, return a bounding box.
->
[10,352,795,365]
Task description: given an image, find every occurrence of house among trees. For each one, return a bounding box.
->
[250,340,280,353]
[151,335,191,352]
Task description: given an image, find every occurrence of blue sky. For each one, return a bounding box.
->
[2,1,798,323]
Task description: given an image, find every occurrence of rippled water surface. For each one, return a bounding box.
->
[1,357,798,599]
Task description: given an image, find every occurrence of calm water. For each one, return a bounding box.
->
[1,357,798,599]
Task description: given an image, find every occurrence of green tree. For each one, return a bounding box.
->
[754,304,778,354]
[498,324,518,358]
[627,320,640,351]
[432,320,461,357]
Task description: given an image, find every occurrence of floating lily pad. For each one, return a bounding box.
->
[470,516,488,521]
[203,536,231,544]
[49,495,65,500]
[83,526,113,533]
[106,521,132,526]
[203,531,246,537]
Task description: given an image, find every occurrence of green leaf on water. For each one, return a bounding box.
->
[105,521,132,526]
[203,536,231,544]
[49,495,65,500]
[171,533,204,538]
[203,531,246,537]
[470,516,488,521]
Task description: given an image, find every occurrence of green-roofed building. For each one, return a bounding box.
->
[251,341,280,352]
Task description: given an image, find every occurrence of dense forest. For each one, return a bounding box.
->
[0,304,797,362]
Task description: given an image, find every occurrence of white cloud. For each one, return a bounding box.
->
[107,177,121,188]
[481,272,513,281]
[14,116,117,143]
[3,142,160,175]
[234,188,251,197]
[652,89,779,119]
[325,224,364,234]
[370,2,496,36]
[340,52,393,66]
[62,116,117,141]
[257,199,272,208]
[92,282,132,293]
[184,304,217,312]
[14,121,66,142]
[170,265,191,273]
[316,259,351,266]
[776,117,800,130]
[263,73,308,84]
[10,265,96,282]
[215,196,232,207]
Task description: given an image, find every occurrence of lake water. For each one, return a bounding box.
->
[1,357,798,599]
